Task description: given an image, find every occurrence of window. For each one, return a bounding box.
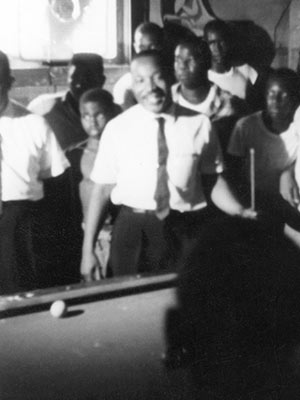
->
[0,0,126,65]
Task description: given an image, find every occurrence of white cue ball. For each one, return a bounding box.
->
[50,300,67,318]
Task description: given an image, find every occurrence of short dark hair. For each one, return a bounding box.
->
[71,53,104,77]
[177,36,211,70]
[203,19,232,43]
[80,88,121,119]
[135,22,164,45]
[266,68,300,103]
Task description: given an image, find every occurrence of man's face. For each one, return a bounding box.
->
[133,31,160,54]
[206,30,228,65]
[174,44,207,89]
[68,64,104,101]
[131,55,171,114]
[265,78,296,121]
[80,101,108,138]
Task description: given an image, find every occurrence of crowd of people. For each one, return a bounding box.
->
[2,16,300,398]
[1,18,300,296]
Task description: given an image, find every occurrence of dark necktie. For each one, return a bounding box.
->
[154,117,170,220]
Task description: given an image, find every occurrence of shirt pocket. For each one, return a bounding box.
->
[168,153,199,190]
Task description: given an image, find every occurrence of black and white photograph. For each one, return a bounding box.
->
[1,0,300,399]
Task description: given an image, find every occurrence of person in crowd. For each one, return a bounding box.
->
[79,88,121,278]
[172,36,248,154]
[227,68,300,245]
[79,88,121,219]
[0,51,69,295]
[203,19,262,110]
[81,49,256,281]
[113,22,164,110]
[28,53,106,151]
[27,53,106,287]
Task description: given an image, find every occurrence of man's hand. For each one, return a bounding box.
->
[80,251,103,282]
[239,208,258,220]
[280,167,300,208]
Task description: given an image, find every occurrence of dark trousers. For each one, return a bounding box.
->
[0,201,38,295]
[34,170,82,288]
[108,206,174,276]
[108,206,216,277]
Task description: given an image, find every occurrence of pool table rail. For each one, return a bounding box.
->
[0,271,178,318]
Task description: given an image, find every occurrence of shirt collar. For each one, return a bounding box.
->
[136,102,177,123]
[171,83,180,101]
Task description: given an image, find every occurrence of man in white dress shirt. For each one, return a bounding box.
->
[81,50,255,280]
[0,51,69,294]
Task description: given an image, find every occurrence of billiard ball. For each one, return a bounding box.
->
[50,300,67,318]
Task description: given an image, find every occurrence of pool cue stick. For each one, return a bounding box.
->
[250,148,255,211]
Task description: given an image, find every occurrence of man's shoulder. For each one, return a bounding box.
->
[4,100,48,125]
[27,91,66,115]
[235,64,258,83]
[113,72,132,104]
[114,72,132,88]
[213,84,248,113]
[102,104,140,134]
[236,111,261,128]
[174,103,209,120]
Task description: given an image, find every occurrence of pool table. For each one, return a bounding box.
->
[0,273,199,400]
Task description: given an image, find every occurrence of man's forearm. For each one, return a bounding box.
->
[211,174,245,216]
[82,183,115,253]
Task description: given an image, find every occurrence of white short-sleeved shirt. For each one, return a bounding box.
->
[208,64,258,100]
[228,111,299,194]
[113,72,132,106]
[172,82,242,120]
[1,100,70,201]
[91,103,224,212]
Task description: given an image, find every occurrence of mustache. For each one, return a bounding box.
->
[143,88,165,97]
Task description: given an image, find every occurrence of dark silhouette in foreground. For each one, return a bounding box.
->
[165,216,300,399]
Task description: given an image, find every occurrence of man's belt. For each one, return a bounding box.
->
[122,205,157,215]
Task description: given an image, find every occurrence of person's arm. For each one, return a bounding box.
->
[211,173,256,218]
[81,183,115,281]
[280,163,300,208]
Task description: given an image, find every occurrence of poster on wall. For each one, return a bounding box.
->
[159,0,218,36]
[149,0,275,68]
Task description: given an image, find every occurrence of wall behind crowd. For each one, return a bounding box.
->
[9,0,300,105]
[149,0,300,69]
